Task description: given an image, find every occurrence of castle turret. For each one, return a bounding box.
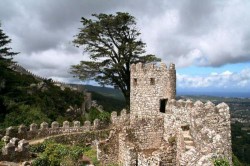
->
[130,62,176,117]
[167,63,176,100]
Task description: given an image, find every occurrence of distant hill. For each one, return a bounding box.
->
[84,85,125,101]
[83,85,126,113]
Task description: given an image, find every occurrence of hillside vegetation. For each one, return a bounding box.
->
[0,62,127,131]
[0,65,86,129]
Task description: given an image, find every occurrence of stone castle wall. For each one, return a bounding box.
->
[164,99,232,165]
[130,62,176,117]
[2,119,101,141]
[2,62,232,165]
[106,98,232,165]
[1,138,29,161]
[99,62,232,165]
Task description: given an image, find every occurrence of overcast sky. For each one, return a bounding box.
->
[1,0,250,95]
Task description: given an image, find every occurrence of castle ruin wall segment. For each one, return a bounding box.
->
[2,62,232,165]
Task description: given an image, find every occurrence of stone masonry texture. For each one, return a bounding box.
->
[98,62,232,166]
[1,62,232,165]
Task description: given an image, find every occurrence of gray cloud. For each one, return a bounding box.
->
[1,0,250,84]
[178,0,217,35]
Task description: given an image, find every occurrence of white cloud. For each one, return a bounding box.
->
[177,68,250,90]
[13,44,88,82]
[221,71,232,76]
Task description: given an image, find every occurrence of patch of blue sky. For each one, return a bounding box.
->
[177,62,250,76]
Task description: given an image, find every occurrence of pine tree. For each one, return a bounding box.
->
[0,23,18,66]
[72,12,160,106]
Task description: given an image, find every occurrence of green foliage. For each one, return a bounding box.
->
[0,63,85,128]
[231,122,250,165]
[0,23,18,66]
[98,111,110,123]
[213,158,230,166]
[91,91,126,112]
[84,148,99,165]
[72,12,160,106]
[32,155,50,166]
[87,107,110,124]
[32,141,92,166]
[60,155,76,166]
[168,136,176,145]
[232,154,243,166]
[0,140,4,149]
[88,107,101,122]
[29,142,47,153]
[3,104,51,127]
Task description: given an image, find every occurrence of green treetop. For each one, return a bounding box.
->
[0,23,18,66]
[72,12,160,106]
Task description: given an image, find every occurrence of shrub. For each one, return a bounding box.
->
[3,105,50,127]
[32,155,50,166]
[213,158,230,166]
[232,154,243,166]
[29,143,47,153]
[32,141,91,166]
[0,140,5,149]
[84,148,99,165]
[98,111,110,124]
[168,136,176,145]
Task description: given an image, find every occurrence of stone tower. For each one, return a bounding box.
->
[130,62,176,117]
[98,62,232,165]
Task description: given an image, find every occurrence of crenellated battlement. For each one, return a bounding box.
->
[130,62,176,116]
[0,137,30,161]
[130,62,175,73]
[2,119,101,141]
[1,97,232,165]
[111,109,129,125]
[2,62,232,165]
[166,99,229,113]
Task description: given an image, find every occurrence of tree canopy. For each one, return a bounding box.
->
[0,23,18,66]
[72,12,160,106]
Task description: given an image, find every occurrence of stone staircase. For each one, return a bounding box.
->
[178,130,196,166]
[182,130,195,151]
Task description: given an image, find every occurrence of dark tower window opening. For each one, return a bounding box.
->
[133,78,137,86]
[181,124,190,131]
[160,99,168,113]
[150,78,155,85]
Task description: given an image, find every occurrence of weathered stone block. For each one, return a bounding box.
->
[30,123,38,131]
[84,121,91,131]
[73,121,81,128]
[17,139,29,152]
[6,126,17,137]
[18,125,27,139]
[40,122,48,130]
[10,137,20,146]
[2,142,15,155]
[51,121,59,129]
[1,136,10,145]
[93,119,100,129]
[111,111,117,124]
[63,121,70,128]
